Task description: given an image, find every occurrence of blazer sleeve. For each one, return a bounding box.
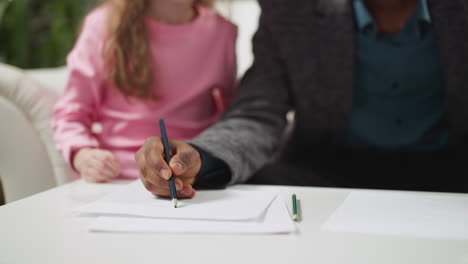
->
[190,1,292,184]
[223,24,239,108]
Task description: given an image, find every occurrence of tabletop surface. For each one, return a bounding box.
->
[1,179,467,264]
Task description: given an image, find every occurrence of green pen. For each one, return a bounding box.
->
[292,194,298,221]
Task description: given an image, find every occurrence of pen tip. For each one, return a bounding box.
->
[172,198,178,208]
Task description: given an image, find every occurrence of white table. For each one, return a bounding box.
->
[1,180,467,264]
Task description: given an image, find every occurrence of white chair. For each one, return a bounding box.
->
[0,63,71,203]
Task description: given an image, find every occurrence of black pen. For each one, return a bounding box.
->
[159,119,178,208]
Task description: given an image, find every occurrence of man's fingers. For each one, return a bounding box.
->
[141,167,170,190]
[140,177,194,199]
[140,177,169,196]
[140,167,183,191]
[143,138,172,180]
[179,185,196,198]
[174,178,184,190]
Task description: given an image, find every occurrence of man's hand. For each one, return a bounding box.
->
[73,148,121,183]
[135,137,201,199]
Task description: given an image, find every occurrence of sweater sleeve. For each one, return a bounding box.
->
[51,9,108,172]
[189,1,291,184]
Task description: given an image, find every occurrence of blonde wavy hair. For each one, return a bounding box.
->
[103,0,214,98]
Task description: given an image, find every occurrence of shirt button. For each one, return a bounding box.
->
[91,122,103,134]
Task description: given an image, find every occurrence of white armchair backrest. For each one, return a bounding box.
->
[0,63,70,203]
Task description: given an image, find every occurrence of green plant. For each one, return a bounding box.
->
[0,0,11,23]
[0,0,97,68]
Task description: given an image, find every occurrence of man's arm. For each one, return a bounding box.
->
[135,0,293,198]
[190,0,292,184]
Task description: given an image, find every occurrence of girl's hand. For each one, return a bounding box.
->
[73,148,121,183]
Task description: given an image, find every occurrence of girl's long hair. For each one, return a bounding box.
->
[103,0,214,99]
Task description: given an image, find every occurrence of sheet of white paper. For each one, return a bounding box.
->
[77,181,279,221]
[88,194,296,234]
[322,191,468,240]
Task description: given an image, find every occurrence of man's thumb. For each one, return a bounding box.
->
[169,151,196,175]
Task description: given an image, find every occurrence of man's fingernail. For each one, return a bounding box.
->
[181,187,192,196]
[160,168,170,179]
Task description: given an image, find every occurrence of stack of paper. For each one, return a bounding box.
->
[76,181,296,234]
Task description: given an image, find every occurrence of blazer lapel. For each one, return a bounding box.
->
[429,0,468,144]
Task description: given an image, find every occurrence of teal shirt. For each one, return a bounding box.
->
[343,0,449,151]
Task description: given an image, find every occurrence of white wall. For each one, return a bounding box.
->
[215,0,260,78]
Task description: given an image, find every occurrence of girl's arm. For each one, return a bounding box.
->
[51,10,107,173]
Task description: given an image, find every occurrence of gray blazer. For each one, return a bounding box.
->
[191,0,468,184]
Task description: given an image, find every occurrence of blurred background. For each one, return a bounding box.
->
[0,0,258,75]
[0,0,97,68]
